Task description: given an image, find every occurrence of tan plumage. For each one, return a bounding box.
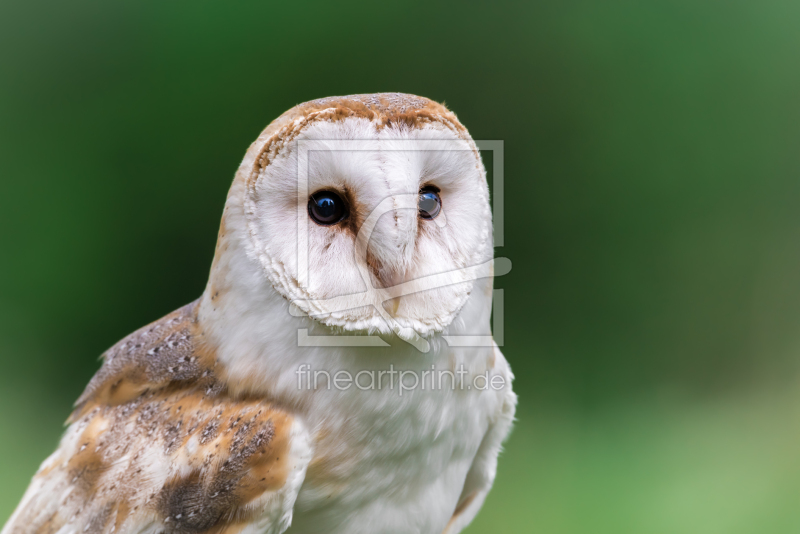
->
[4,302,304,534]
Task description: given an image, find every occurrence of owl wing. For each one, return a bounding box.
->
[443,342,516,534]
[1,301,312,534]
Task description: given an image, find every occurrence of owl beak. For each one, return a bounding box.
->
[362,195,416,316]
[377,269,405,316]
[383,296,401,316]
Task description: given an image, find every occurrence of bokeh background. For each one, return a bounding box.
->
[2,1,800,532]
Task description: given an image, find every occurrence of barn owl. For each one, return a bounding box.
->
[2,93,516,534]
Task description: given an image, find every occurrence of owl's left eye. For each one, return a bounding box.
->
[308,191,348,225]
[418,186,442,220]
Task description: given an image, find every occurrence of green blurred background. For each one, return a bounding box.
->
[2,0,800,532]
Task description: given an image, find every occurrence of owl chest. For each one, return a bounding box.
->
[292,386,491,533]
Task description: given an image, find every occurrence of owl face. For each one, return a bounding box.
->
[239,96,492,338]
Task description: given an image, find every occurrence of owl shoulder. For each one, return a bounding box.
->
[3,302,312,534]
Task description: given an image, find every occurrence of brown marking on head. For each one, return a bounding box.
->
[329,184,365,238]
[365,248,385,289]
[243,93,469,199]
[287,93,464,134]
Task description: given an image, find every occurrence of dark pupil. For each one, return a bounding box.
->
[316,197,337,218]
[309,192,344,224]
[419,190,441,219]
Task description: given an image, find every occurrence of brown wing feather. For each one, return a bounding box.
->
[71,300,220,420]
[3,302,302,534]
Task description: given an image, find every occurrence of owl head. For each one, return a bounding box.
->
[205,93,494,344]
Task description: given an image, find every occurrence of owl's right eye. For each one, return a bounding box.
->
[308,191,348,226]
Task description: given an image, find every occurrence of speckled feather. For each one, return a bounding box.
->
[3,302,304,534]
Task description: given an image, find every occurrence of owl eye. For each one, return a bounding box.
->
[308,191,348,225]
[418,186,442,220]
